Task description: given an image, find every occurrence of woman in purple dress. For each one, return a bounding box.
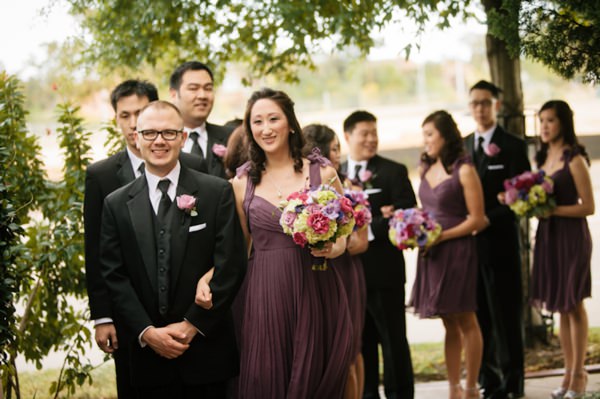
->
[408,111,487,398]
[530,100,594,399]
[303,124,369,399]
[229,88,353,398]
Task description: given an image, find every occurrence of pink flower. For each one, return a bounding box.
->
[177,194,198,216]
[541,180,553,194]
[504,188,519,205]
[292,232,308,247]
[339,197,354,214]
[307,213,330,234]
[485,143,501,157]
[355,210,367,228]
[358,169,373,182]
[212,143,227,158]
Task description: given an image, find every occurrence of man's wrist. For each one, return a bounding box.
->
[138,325,153,348]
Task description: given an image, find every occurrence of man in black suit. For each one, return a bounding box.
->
[341,111,417,399]
[100,101,245,398]
[464,80,531,399]
[170,61,232,179]
[84,80,206,397]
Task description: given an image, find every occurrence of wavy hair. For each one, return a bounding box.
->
[535,100,589,167]
[420,110,466,173]
[243,88,305,184]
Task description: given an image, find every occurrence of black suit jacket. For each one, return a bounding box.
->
[184,122,232,179]
[342,155,417,288]
[99,166,246,386]
[464,126,530,261]
[84,150,207,320]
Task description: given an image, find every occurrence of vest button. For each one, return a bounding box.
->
[160,229,165,235]
[159,249,165,255]
[159,267,166,273]
[160,286,166,292]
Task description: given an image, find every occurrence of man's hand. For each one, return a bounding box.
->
[195,277,213,310]
[166,320,199,345]
[141,326,190,359]
[95,323,118,353]
[380,205,395,218]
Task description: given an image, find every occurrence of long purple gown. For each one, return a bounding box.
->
[409,157,478,318]
[531,148,592,313]
[235,157,353,398]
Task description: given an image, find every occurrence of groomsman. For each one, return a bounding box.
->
[342,111,417,399]
[464,80,531,399]
[170,61,232,179]
[100,101,245,397]
[84,80,206,397]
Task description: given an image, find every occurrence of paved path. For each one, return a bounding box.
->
[411,368,600,398]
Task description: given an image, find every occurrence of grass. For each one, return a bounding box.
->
[15,328,600,398]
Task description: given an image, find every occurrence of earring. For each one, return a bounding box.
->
[290,130,295,134]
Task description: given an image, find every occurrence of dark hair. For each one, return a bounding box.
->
[535,100,590,167]
[110,79,158,111]
[243,88,304,184]
[302,124,337,159]
[469,80,502,99]
[224,118,243,131]
[343,110,377,133]
[420,110,466,172]
[223,125,248,179]
[169,61,214,91]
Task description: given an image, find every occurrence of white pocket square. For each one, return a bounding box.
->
[189,223,207,232]
[487,164,505,170]
[364,188,382,195]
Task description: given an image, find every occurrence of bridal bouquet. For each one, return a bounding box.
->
[280,184,356,270]
[343,188,372,230]
[388,208,441,250]
[503,170,555,218]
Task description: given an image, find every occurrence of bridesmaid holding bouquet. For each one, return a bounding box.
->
[530,100,594,399]
[409,110,488,398]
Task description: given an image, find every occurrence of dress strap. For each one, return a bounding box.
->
[306,148,331,188]
[237,161,255,228]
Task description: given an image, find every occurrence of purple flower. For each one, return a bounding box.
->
[321,202,340,220]
[212,143,227,158]
[282,211,297,227]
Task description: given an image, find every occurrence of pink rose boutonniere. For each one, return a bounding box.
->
[176,194,198,217]
[358,169,376,189]
[212,143,227,158]
[484,143,501,157]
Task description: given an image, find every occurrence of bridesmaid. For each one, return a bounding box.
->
[302,124,368,399]
[408,111,487,398]
[530,100,594,399]
[230,88,353,398]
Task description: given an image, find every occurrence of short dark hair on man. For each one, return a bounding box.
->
[469,80,502,99]
[169,61,214,91]
[343,110,377,133]
[110,79,158,111]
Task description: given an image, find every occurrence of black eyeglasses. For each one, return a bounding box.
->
[138,129,183,141]
[469,99,494,108]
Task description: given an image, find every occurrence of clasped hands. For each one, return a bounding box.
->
[142,320,198,359]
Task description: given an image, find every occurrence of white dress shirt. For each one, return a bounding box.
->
[126,147,145,178]
[475,124,496,151]
[183,124,208,157]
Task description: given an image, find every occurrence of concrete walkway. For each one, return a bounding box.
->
[410,367,600,398]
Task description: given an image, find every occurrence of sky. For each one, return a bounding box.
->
[0,0,487,79]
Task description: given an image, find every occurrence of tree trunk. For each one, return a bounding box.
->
[483,0,525,138]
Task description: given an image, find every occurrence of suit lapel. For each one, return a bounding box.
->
[127,177,158,292]
[169,167,196,290]
[478,127,502,177]
[116,150,135,186]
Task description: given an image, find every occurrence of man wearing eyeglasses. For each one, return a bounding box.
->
[84,80,207,398]
[170,61,232,179]
[464,80,530,399]
[99,100,245,397]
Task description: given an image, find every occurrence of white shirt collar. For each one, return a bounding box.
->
[475,124,496,148]
[347,157,368,179]
[145,162,181,214]
[126,147,144,178]
[183,123,208,154]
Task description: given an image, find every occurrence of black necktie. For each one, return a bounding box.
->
[354,164,362,181]
[476,136,485,165]
[157,179,171,223]
[189,131,204,160]
[137,162,145,176]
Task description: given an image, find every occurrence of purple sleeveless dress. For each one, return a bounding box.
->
[409,157,478,318]
[531,149,592,313]
[234,157,353,398]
